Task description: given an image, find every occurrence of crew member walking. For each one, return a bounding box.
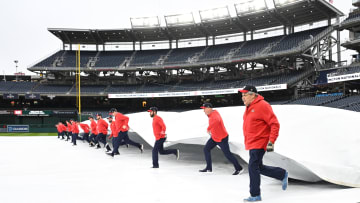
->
[148,107,179,168]
[199,103,243,175]
[240,85,288,202]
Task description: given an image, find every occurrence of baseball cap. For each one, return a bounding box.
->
[147,107,158,112]
[200,103,213,109]
[109,108,117,113]
[239,85,257,93]
[96,113,102,117]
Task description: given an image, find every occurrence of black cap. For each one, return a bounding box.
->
[147,107,158,112]
[88,116,93,119]
[109,108,118,113]
[107,116,113,119]
[96,113,102,117]
[239,85,257,93]
[200,103,213,109]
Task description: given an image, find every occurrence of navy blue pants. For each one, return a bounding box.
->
[66,132,70,140]
[89,133,97,143]
[118,131,141,148]
[203,136,242,171]
[248,149,286,197]
[152,138,177,167]
[111,136,127,154]
[95,133,107,146]
[72,133,78,145]
[68,132,73,141]
[82,133,90,142]
[58,132,64,139]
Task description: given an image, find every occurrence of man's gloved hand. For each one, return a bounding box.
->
[267,141,274,152]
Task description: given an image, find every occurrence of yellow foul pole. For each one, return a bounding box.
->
[78,44,81,121]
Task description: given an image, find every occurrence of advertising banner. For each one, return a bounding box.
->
[7,125,29,132]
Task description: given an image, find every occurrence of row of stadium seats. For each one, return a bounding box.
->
[32,27,328,69]
[271,94,360,112]
[343,12,360,23]
[0,70,306,94]
[285,94,343,106]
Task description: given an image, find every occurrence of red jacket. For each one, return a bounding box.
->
[97,119,108,135]
[109,122,117,138]
[152,115,166,140]
[56,125,61,133]
[71,123,79,134]
[58,123,66,132]
[207,110,228,142]
[115,113,129,133]
[90,120,97,135]
[79,123,90,133]
[243,95,280,151]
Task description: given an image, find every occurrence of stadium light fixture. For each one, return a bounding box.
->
[199,6,231,22]
[274,0,302,7]
[235,0,267,16]
[265,0,275,9]
[14,60,18,82]
[165,13,195,27]
[130,16,160,29]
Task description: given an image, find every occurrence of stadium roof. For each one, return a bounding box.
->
[49,0,342,44]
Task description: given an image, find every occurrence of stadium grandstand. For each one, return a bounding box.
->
[2,0,360,132]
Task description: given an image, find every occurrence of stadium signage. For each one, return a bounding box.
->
[108,85,287,98]
[0,110,12,115]
[7,125,29,133]
[3,93,19,100]
[256,84,287,92]
[52,110,77,115]
[18,110,51,116]
[14,110,23,115]
[25,93,40,100]
[327,73,360,83]
[108,89,238,98]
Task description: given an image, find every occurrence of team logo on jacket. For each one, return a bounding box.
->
[251,109,255,113]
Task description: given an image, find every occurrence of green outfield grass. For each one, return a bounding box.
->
[0,133,57,136]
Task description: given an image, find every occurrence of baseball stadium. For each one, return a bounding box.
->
[0,0,359,202]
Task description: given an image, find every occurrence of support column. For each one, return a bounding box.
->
[288,26,292,34]
[294,87,298,99]
[176,39,178,49]
[328,18,332,61]
[133,41,136,51]
[244,32,247,41]
[336,16,341,63]
[250,31,253,40]
[70,44,73,51]
[139,41,142,51]
[284,26,287,35]
[212,36,215,45]
[206,36,209,46]
[328,37,332,61]
[169,40,172,49]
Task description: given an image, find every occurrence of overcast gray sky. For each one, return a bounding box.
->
[0,0,354,75]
